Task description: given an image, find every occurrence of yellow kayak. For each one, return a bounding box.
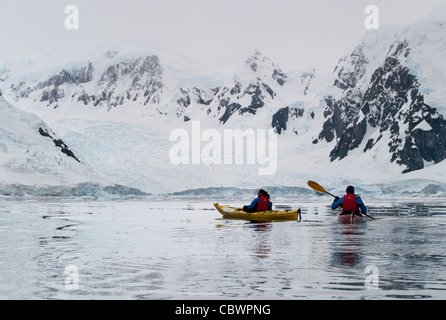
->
[214,203,301,221]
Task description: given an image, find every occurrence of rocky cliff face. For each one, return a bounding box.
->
[271,106,306,135]
[176,87,220,121]
[317,44,369,144]
[94,55,163,109]
[317,38,446,173]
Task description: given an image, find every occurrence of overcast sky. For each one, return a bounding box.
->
[1,0,446,71]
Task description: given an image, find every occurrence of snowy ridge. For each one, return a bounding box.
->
[8,54,164,112]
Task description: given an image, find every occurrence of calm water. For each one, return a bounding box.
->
[1,198,446,300]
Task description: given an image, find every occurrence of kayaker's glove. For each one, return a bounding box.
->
[242,205,249,211]
[333,196,340,203]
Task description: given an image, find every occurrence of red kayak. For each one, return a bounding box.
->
[338,212,364,224]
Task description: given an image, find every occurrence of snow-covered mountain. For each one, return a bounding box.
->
[182,49,288,124]
[175,50,322,130]
[8,53,164,112]
[1,8,446,195]
[317,24,446,174]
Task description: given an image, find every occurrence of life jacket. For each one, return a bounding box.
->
[257,195,270,211]
[342,194,359,213]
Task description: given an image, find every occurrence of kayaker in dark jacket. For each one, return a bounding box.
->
[244,189,273,212]
[332,185,367,215]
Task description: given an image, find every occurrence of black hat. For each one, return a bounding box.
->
[346,186,355,194]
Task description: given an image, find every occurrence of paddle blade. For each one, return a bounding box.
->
[307,180,327,193]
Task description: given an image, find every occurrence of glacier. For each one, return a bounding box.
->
[0,95,147,198]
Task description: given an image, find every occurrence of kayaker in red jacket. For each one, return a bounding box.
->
[332,185,367,216]
[243,189,273,212]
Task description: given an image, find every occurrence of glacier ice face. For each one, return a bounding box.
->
[0,95,105,194]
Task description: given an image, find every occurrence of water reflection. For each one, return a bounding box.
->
[329,223,365,269]
[335,225,363,267]
[245,221,272,259]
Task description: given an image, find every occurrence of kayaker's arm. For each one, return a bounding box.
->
[356,197,367,214]
[331,196,343,210]
[269,201,272,211]
[247,198,260,211]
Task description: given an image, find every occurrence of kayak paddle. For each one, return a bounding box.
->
[307,180,376,220]
[307,180,337,198]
